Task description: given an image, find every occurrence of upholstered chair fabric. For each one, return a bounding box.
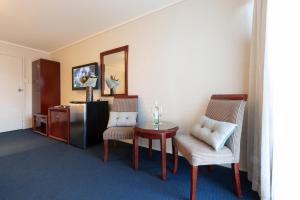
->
[175,99,246,166]
[103,127,134,140]
[111,98,138,112]
[174,95,247,200]
[103,97,138,140]
[175,134,234,166]
[205,100,246,163]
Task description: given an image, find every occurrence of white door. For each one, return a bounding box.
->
[0,54,24,132]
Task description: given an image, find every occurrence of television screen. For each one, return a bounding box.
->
[72,63,99,90]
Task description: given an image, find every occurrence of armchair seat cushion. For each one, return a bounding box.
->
[103,127,134,140]
[175,134,234,166]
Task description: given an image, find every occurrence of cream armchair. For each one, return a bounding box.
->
[173,94,247,200]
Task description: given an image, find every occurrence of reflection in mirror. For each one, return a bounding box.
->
[104,52,125,95]
[100,46,128,96]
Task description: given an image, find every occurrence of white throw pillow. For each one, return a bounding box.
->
[107,112,138,128]
[191,115,237,151]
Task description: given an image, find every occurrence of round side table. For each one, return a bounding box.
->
[133,121,179,181]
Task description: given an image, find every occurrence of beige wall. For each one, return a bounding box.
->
[0,41,49,128]
[50,0,252,169]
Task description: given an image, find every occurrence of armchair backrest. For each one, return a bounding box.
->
[111,95,138,112]
[205,94,247,162]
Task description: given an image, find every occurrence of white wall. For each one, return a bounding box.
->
[50,0,252,169]
[0,41,49,129]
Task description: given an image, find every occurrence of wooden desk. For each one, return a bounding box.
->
[133,121,178,181]
[48,107,70,143]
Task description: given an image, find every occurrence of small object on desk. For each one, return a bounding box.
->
[133,121,178,181]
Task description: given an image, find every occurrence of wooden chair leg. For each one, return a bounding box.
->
[172,137,178,174]
[232,163,242,197]
[190,165,198,200]
[103,140,108,162]
[133,134,139,170]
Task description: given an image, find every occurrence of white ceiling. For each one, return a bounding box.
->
[0,0,182,52]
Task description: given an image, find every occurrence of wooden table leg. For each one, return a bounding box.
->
[133,134,139,170]
[160,134,167,181]
[172,136,178,174]
[148,139,152,158]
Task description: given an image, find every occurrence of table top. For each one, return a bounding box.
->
[135,121,178,131]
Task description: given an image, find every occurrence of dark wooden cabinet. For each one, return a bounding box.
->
[32,59,60,115]
[48,107,70,143]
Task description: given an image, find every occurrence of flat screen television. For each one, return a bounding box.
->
[72,62,99,90]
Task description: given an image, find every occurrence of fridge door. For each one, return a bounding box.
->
[69,103,86,148]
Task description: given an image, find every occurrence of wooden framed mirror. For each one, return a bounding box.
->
[100,45,128,96]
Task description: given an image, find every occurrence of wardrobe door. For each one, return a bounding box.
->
[40,60,60,114]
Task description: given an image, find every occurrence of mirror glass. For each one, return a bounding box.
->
[100,46,128,96]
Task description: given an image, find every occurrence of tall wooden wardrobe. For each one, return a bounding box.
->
[32,59,61,115]
[32,59,60,135]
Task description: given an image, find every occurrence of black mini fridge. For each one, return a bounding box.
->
[69,101,109,149]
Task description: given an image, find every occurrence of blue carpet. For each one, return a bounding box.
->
[0,130,259,200]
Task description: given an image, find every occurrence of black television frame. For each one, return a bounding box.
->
[72,62,99,90]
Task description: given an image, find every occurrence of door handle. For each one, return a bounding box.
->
[18,89,23,92]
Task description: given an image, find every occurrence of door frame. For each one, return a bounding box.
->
[0,53,25,130]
